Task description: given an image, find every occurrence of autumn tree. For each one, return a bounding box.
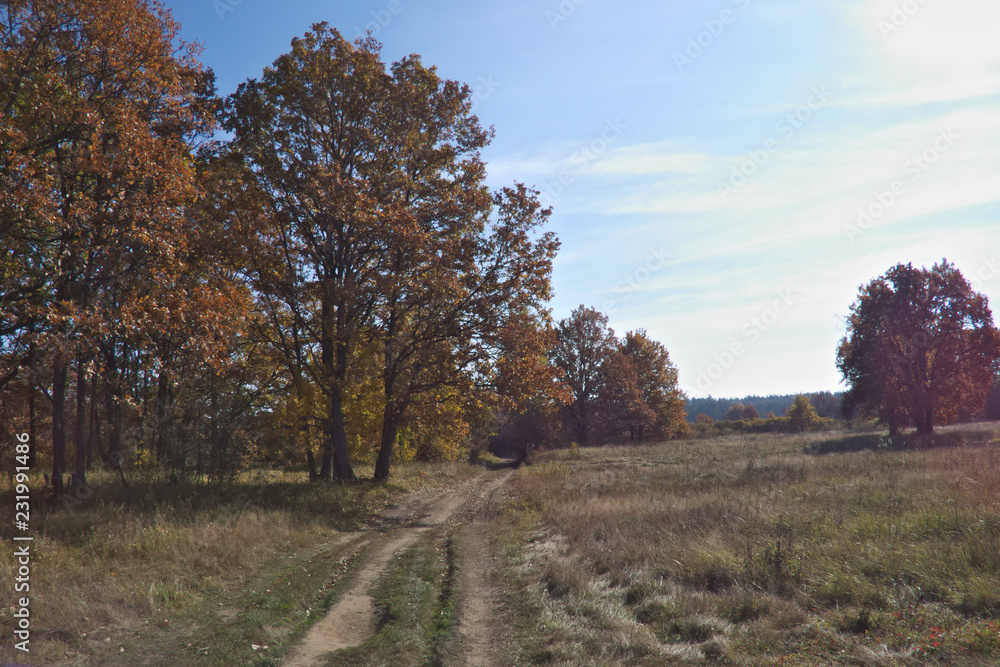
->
[552,306,617,445]
[227,26,560,481]
[598,351,654,442]
[490,312,571,460]
[370,182,559,481]
[787,394,818,432]
[837,261,1000,434]
[226,27,407,482]
[1,0,242,492]
[620,329,688,440]
[725,403,746,421]
[742,404,760,420]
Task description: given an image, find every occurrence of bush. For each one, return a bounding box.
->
[693,416,842,439]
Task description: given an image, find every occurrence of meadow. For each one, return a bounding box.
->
[4,425,1000,666]
[493,424,1000,666]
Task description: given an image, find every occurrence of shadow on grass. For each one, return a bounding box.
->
[806,423,1000,456]
[4,477,403,547]
[804,433,899,455]
[483,458,521,471]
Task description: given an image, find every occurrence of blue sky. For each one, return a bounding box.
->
[168,0,1000,399]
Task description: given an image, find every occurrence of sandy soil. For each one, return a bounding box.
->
[282,470,513,667]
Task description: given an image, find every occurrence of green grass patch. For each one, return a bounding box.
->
[331,530,457,667]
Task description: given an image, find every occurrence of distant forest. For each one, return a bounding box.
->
[687,386,1000,424]
[685,392,844,423]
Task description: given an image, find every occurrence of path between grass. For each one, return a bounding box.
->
[282,469,513,667]
[452,480,510,667]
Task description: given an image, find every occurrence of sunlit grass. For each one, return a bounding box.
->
[0,460,476,665]
[497,424,1000,665]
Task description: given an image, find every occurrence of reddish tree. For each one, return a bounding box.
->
[837,261,1000,434]
[620,329,688,439]
[725,403,746,421]
[598,351,655,442]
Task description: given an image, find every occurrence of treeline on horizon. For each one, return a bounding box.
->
[685,392,844,423]
[687,385,1000,426]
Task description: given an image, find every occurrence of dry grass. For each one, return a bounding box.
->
[497,425,1000,665]
[0,461,476,665]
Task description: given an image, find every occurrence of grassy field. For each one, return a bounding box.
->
[494,424,1000,666]
[5,426,1000,666]
[0,462,478,666]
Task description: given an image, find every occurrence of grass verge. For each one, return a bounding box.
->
[0,462,476,665]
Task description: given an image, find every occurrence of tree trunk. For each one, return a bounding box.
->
[27,363,37,468]
[93,396,105,464]
[86,378,98,469]
[103,344,127,486]
[75,357,88,486]
[320,322,354,482]
[916,408,934,434]
[329,380,355,482]
[319,321,334,481]
[209,382,222,481]
[155,369,170,461]
[887,411,899,436]
[374,409,399,483]
[306,447,318,481]
[375,325,398,484]
[319,434,332,481]
[51,360,68,495]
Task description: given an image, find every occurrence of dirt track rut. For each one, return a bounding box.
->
[282,469,512,667]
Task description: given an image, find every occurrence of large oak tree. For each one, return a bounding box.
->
[837,261,1000,434]
[227,26,559,481]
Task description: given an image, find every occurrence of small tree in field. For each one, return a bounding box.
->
[552,306,617,445]
[725,402,746,421]
[788,395,819,432]
[620,329,688,440]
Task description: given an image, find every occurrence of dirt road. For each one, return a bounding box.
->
[282,468,513,667]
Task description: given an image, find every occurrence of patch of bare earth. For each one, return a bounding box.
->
[282,470,512,667]
[450,471,513,667]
